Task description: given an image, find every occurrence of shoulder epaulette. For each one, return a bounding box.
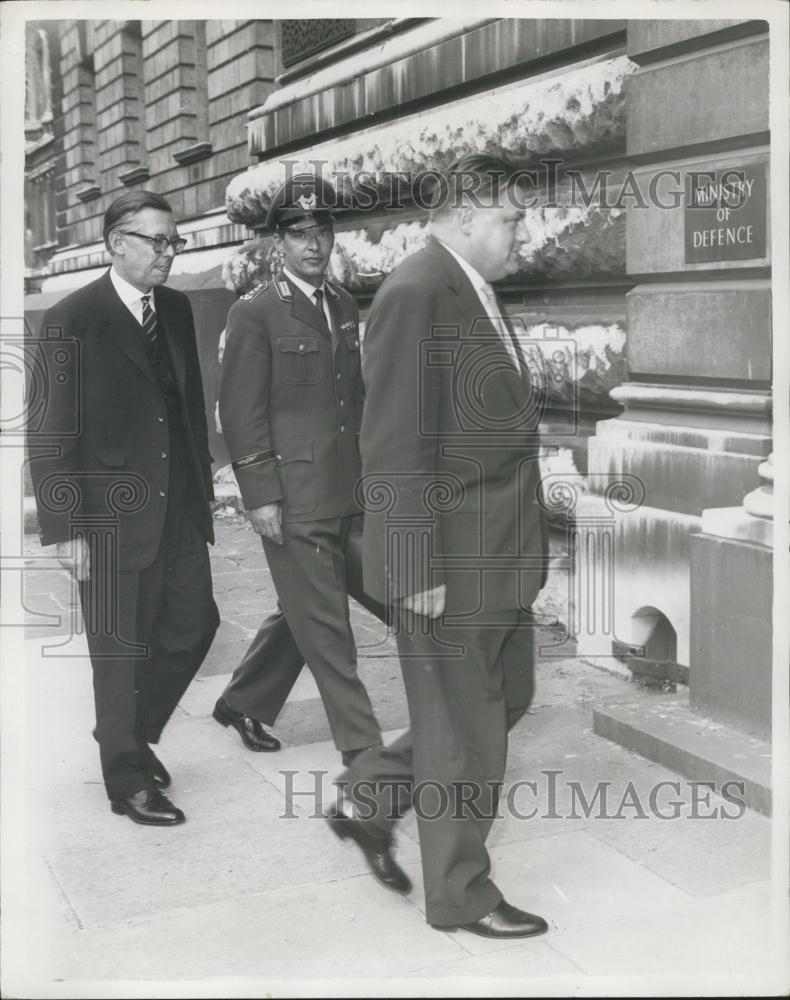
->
[241,280,268,302]
[274,278,293,301]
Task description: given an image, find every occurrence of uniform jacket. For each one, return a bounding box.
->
[29,270,215,570]
[359,236,548,614]
[218,272,363,522]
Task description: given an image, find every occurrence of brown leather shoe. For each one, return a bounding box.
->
[326,805,412,894]
[448,900,549,938]
[213,697,281,752]
[111,788,185,826]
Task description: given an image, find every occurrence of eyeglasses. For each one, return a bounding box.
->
[119,231,188,254]
[282,227,334,247]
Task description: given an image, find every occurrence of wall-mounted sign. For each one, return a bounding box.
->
[685,163,767,263]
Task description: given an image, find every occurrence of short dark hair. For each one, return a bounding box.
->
[103,190,174,250]
[429,153,517,216]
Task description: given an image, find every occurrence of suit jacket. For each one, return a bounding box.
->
[29,269,215,570]
[360,236,548,614]
[218,272,364,522]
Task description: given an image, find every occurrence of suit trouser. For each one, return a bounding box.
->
[221,520,388,738]
[247,516,382,753]
[338,606,536,927]
[78,502,219,801]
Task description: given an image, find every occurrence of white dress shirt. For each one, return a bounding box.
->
[110,267,154,326]
[283,266,333,332]
[432,237,520,368]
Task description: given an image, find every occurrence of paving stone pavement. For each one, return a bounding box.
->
[4,517,786,997]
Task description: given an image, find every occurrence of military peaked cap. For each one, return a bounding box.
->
[266,173,338,232]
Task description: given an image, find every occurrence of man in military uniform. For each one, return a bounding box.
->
[216,173,383,770]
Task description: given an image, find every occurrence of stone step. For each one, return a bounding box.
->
[593,687,771,816]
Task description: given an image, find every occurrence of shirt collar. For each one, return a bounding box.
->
[432,237,490,297]
[283,266,325,303]
[110,266,153,308]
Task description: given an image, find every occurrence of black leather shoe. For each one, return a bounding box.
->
[148,750,171,790]
[213,697,281,752]
[326,805,412,894]
[449,900,549,938]
[110,788,185,826]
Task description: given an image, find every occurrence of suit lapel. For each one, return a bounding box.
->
[154,289,186,392]
[425,238,528,411]
[97,270,157,385]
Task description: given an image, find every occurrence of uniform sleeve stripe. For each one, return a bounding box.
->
[232,451,276,471]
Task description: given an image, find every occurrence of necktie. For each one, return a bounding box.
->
[140,294,159,350]
[481,283,524,371]
[313,288,333,334]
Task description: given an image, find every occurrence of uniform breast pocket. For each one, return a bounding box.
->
[276,336,322,385]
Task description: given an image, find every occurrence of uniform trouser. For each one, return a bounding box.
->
[337,606,536,927]
[221,519,388,739]
[241,515,383,753]
[78,507,219,801]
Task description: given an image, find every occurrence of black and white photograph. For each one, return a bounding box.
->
[1,0,788,996]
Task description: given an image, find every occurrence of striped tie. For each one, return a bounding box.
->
[140,294,159,350]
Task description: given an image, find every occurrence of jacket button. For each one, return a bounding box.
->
[158,416,165,423]
[276,454,282,461]
[340,425,345,432]
[336,372,341,379]
[299,344,305,353]
[161,452,167,459]
[159,490,167,497]
[339,400,344,407]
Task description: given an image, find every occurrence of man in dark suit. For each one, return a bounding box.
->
[29,191,219,826]
[326,155,551,936]
[216,173,383,767]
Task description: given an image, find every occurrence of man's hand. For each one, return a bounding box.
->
[402,584,446,619]
[56,537,91,582]
[248,502,283,545]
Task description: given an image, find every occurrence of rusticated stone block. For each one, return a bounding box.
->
[594,417,771,461]
[205,20,249,46]
[209,82,272,127]
[690,532,772,738]
[626,280,771,382]
[588,432,763,517]
[208,22,274,68]
[627,37,768,158]
[207,50,274,101]
[626,152,770,275]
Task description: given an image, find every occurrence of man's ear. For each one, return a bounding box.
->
[456,204,475,236]
[108,229,125,256]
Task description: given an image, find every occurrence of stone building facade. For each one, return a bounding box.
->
[24,21,62,290]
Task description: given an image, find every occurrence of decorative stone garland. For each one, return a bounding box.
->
[226,56,635,228]
[221,204,625,298]
[219,54,632,424]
